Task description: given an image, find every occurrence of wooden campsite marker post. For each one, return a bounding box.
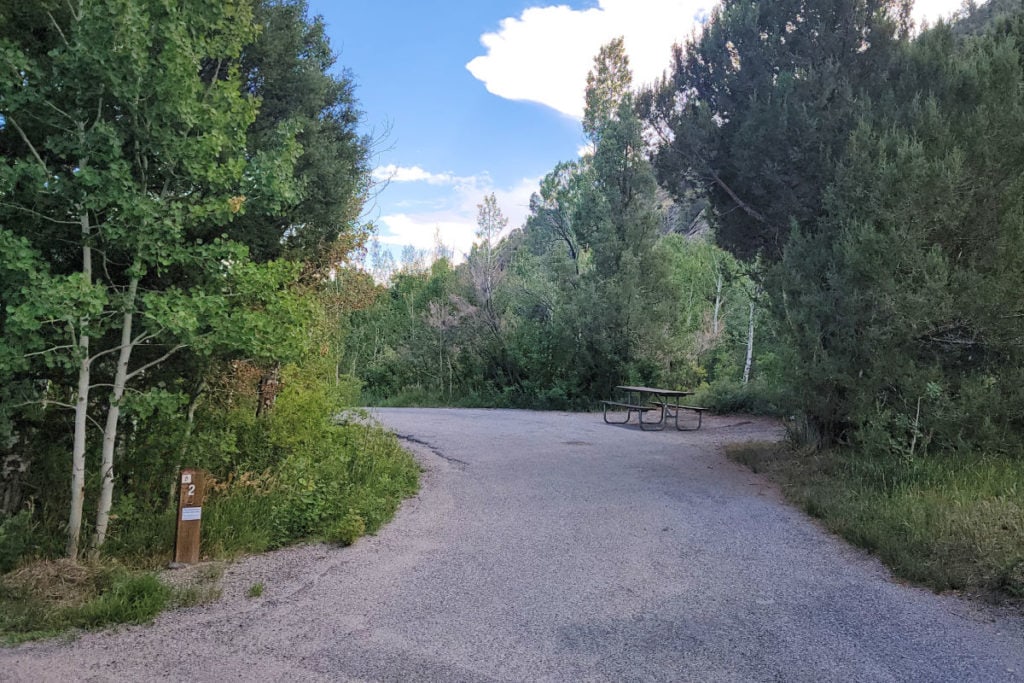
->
[173,468,207,565]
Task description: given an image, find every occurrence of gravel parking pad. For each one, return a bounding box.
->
[2,408,1022,681]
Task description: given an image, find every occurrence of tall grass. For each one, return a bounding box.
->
[727,442,1024,599]
[200,422,419,555]
[0,562,171,644]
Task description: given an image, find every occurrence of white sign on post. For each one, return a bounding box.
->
[181,473,193,484]
[181,506,202,521]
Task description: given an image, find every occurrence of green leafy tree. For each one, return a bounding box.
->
[0,0,308,557]
[227,0,372,272]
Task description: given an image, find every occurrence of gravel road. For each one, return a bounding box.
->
[3,408,1023,681]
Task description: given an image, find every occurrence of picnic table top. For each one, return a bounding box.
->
[616,385,694,397]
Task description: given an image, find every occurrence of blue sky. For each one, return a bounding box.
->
[309,0,964,262]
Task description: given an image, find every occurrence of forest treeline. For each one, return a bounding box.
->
[1,0,1023,604]
[348,0,1024,466]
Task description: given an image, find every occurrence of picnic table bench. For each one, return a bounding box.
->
[602,385,705,431]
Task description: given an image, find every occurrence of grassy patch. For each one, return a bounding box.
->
[0,559,234,643]
[201,423,419,556]
[725,442,1024,601]
[247,582,264,598]
[0,560,172,643]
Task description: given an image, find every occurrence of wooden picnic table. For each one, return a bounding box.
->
[602,385,705,431]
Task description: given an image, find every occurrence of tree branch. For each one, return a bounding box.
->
[709,169,768,224]
[125,344,187,381]
[66,0,83,22]
[86,330,156,365]
[47,12,69,47]
[11,399,76,411]
[0,202,80,226]
[23,345,77,358]
[6,115,49,174]
[10,399,105,432]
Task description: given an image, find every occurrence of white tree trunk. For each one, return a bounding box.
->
[68,335,90,558]
[713,271,724,336]
[67,213,92,559]
[93,277,138,552]
[742,299,755,384]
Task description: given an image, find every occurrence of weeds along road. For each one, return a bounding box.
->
[4,408,1024,681]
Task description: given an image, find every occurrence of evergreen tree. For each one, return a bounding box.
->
[777,17,1024,451]
[641,0,911,261]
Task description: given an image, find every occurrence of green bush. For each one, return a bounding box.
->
[203,483,277,557]
[201,362,419,555]
[100,499,176,567]
[694,380,788,415]
[0,511,34,573]
[326,509,366,546]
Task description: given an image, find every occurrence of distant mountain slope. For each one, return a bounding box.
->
[952,0,1024,36]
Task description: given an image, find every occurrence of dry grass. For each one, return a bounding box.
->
[1,559,112,609]
[1,559,184,642]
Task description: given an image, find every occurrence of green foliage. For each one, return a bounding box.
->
[326,509,367,546]
[100,502,176,568]
[201,421,418,555]
[583,36,632,143]
[202,485,277,558]
[643,0,910,261]
[229,0,372,271]
[247,582,264,598]
[0,511,34,574]
[346,41,777,411]
[0,0,319,557]
[0,0,384,567]
[197,360,418,556]
[73,573,171,628]
[694,380,787,416]
[775,18,1024,452]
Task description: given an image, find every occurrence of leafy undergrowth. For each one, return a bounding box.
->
[726,442,1024,602]
[1,420,419,643]
[200,421,420,557]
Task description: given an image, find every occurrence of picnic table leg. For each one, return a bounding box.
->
[603,403,632,424]
[673,406,704,431]
[639,398,666,431]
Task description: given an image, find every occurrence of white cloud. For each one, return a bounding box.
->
[467,0,987,119]
[914,0,971,27]
[371,164,478,186]
[375,214,478,254]
[466,0,713,119]
[376,172,540,261]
